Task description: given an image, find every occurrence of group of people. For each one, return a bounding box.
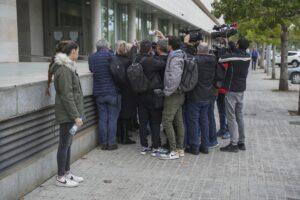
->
[47,30,251,187]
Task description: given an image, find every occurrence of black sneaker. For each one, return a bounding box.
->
[185,147,199,155]
[107,144,118,150]
[199,146,209,154]
[220,143,238,153]
[99,144,107,150]
[122,138,136,145]
[238,142,246,150]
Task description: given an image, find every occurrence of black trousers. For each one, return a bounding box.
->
[138,104,162,149]
[57,122,73,176]
[252,58,257,70]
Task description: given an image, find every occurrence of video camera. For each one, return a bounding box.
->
[211,23,238,39]
[179,29,203,43]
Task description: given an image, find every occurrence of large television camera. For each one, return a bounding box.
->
[179,29,203,42]
[211,23,238,39]
[211,23,238,57]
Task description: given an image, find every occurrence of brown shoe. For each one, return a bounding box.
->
[107,144,118,150]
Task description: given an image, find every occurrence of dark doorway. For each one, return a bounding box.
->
[43,0,92,59]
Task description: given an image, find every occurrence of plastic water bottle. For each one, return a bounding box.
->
[69,124,78,135]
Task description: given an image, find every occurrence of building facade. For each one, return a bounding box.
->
[0,0,221,63]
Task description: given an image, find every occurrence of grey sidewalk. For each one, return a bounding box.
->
[25,70,300,200]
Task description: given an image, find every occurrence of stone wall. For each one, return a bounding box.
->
[0,0,19,62]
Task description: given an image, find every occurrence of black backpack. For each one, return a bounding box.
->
[180,58,198,92]
[109,56,127,87]
[127,57,149,93]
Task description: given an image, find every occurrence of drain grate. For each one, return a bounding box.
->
[289,121,300,125]
[244,113,257,116]
[288,110,300,116]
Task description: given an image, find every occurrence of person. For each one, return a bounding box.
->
[134,39,167,155]
[216,91,230,139]
[114,41,137,145]
[49,40,84,187]
[216,62,230,139]
[251,47,259,70]
[208,83,220,149]
[89,39,121,150]
[216,41,235,139]
[185,42,217,155]
[219,38,251,152]
[159,36,186,160]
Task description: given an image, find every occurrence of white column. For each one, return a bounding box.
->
[29,0,44,60]
[167,20,173,36]
[151,15,158,41]
[91,0,101,52]
[1,0,19,62]
[173,25,178,36]
[128,3,137,42]
[208,36,212,48]
[152,15,158,30]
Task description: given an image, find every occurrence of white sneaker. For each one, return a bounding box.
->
[66,173,84,183]
[159,151,179,160]
[140,146,152,155]
[151,148,169,157]
[178,149,185,157]
[56,176,79,187]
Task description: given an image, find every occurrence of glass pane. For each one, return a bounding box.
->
[69,31,79,42]
[122,10,128,41]
[101,0,108,40]
[108,0,115,48]
[59,0,82,27]
[54,31,63,41]
[118,4,128,41]
[136,14,142,41]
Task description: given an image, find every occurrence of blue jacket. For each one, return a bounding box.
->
[88,49,118,96]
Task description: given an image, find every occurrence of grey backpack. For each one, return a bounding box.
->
[180,58,198,92]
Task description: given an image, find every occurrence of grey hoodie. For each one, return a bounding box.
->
[163,49,186,96]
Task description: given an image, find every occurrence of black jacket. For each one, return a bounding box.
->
[219,49,251,92]
[187,54,217,102]
[115,54,137,119]
[135,53,166,91]
[135,53,166,110]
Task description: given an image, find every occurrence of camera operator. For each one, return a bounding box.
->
[181,32,201,58]
[215,40,236,139]
[218,38,251,153]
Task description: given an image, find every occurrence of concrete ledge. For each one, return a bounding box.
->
[0,125,98,200]
[0,73,93,122]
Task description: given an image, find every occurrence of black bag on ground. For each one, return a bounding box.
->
[127,58,149,93]
[180,58,198,92]
[109,56,127,87]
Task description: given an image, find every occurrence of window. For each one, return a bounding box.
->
[117,4,128,41]
[159,19,168,36]
[101,0,108,40]
[108,1,115,47]
[101,0,116,48]
[288,52,297,56]
[136,11,142,41]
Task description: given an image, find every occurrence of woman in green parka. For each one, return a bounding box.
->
[48,40,84,187]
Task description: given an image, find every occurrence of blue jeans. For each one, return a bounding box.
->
[183,102,189,148]
[186,100,210,150]
[96,95,121,146]
[217,93,228,134]
[208,96,217,144]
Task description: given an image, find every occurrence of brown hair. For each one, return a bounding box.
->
[46,40,79,96]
